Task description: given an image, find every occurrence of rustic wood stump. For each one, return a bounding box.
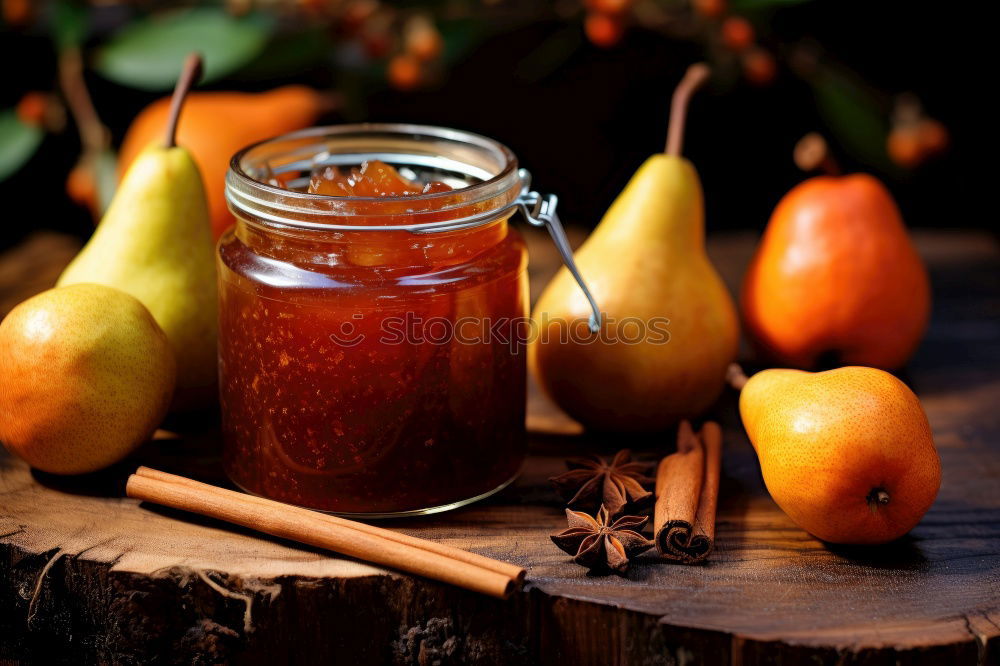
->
[1,230,998,665]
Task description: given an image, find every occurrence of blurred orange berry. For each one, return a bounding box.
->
[721,16,754,52]
[2,0,30,26]
[388,54,422,91]
[405,17,443,61]
[585,12,624,48]
[742,48,776,86]
[887,125,924,168]
[916,118,949,155]
[692,0,726,19]
[585,0,633,15]
[887,118,949,169]
[66,161,100,219]
[15,92,47,128]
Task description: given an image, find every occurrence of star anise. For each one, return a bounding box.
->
[549,449,655,517]
[550,506,654,575]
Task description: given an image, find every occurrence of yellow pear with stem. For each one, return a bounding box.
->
[530,64,738,431]
[58,54,217,411]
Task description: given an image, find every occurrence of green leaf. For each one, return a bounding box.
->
[810,64,893,171]
[95,8,273,91]
[237,26,331,80]
[51,0,88,49]
[0,110,44,183]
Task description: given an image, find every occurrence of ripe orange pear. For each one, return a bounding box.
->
[0,284,176,474]
[118,85,336,239]
[530,64,739,431]
[741,150,930,369]
[739,366,940,544]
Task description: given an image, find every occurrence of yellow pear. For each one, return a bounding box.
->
[58,55,217,410]
[738,366,940,544]
[530,64,738,431]
[0,284,176,474]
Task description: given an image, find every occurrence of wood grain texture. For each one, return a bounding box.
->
[1,230,998,665]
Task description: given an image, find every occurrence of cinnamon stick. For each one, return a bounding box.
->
[691,422,723,549]
[126,469,523,599]
[134,467,525,583]
[653,420,723,563]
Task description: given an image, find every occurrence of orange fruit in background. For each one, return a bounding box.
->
[66,160,99,218]
[739,366,940,545]
[887,124,924,168]
[2,0,31,26]
[742,48,776,86]
[887,119,949,168]
[388,54,422,91]
[720,16,754,52]
[15,91,48,127]
[0,284,176,475]
[118,86,335,240]
[741,173,930,370]
[404,16,443,61]
[585,12,625,48]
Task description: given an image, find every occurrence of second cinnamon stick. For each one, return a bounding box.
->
[653,420,723,563]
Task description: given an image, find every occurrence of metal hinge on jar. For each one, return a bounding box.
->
[516,169,602,334]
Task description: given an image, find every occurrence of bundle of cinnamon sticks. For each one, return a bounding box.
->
[126,467,525,599]
[653,420,723,563]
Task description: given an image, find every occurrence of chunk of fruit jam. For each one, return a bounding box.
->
[306,160,451,197]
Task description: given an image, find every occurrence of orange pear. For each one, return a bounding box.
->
[741,170,930,370]
[0,284,175,474]
[739,366,940,544]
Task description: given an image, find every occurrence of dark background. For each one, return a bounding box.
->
[1,0,990,252]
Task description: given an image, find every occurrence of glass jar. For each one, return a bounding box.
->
[220,124,543,517]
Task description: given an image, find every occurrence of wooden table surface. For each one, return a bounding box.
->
[1,229,998,665]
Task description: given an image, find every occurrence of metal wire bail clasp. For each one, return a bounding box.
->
[515,168,601,334]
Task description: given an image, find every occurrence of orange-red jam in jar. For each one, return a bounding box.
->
[221,125,532,516]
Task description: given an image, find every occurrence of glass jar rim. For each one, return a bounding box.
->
[226,123,523,234]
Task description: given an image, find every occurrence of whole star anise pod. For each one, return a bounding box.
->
[549,449,655,517]
[550,506,653,575]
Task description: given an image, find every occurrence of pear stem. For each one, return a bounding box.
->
[793,132,841,176]
[164,53,203,149]
[726,363,749,391]
[664,63,711,156]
